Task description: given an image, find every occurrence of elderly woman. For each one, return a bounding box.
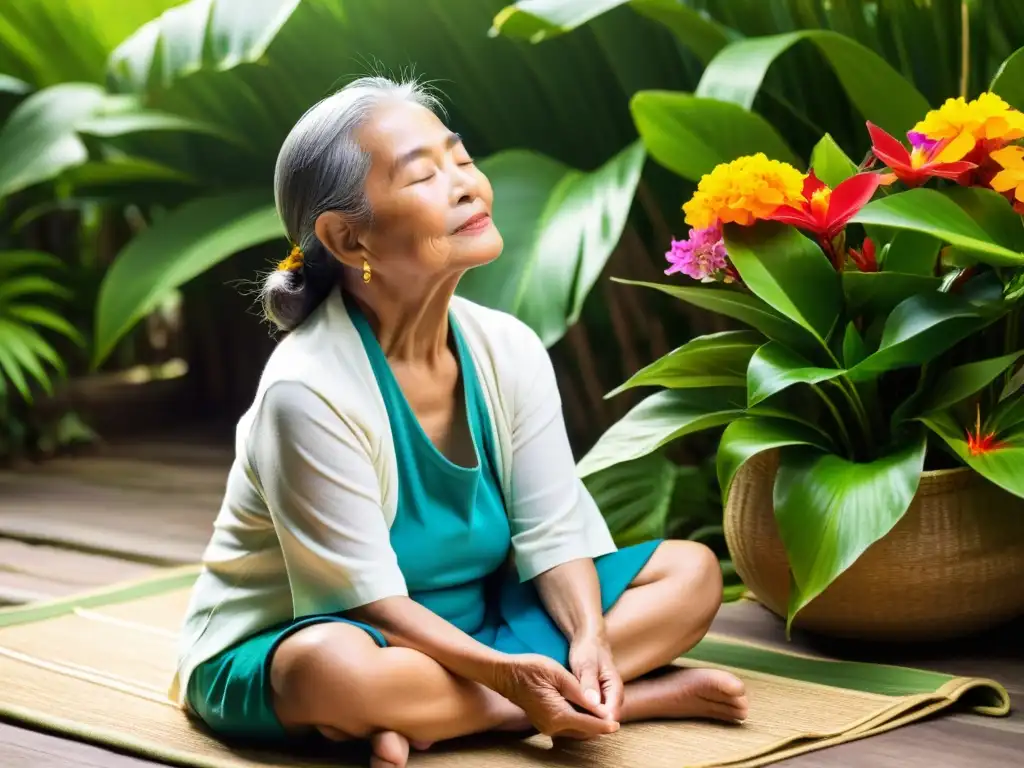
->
[172,77,747,768]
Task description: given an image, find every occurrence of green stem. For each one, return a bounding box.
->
[811,384,856,458]
[821,346,875,450]
[837,378,875,443]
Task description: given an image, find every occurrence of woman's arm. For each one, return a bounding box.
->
[503,325,618,583]
[502,326,624,717]
[533,559,622,719]
[345,596,506,686]
[532,558,603,641]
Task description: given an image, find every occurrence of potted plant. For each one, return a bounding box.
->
[579,91,1024,641]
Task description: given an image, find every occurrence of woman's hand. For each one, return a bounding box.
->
[568,631,623,722]
[490,653,619,739]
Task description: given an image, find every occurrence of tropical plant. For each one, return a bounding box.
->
[0,251,79,401]
[578,74,1024,630]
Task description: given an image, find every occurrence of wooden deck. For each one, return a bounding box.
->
[0,432,1021,767]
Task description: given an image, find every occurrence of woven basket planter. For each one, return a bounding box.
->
[724,450,1024,641]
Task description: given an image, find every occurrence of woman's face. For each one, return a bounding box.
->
[354,100,503,279]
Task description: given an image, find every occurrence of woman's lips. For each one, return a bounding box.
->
[453,213,491,235]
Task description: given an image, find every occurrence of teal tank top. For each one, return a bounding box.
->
[347,296,512,634]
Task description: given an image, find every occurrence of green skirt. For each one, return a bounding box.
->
[186,539,661,743]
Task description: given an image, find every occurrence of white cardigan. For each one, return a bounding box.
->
[170,287,617,704]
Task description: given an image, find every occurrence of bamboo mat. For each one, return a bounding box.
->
[0,567,1010,768]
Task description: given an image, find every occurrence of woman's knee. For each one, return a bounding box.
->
[270,622,381,737]
[655,540,724,626]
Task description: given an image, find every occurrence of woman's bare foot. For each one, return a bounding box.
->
[369,730,412,768]
[621,667,748,724]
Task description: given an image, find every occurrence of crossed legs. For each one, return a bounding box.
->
[270,541,747,767]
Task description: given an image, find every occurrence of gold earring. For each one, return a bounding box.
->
[362,259,372,284]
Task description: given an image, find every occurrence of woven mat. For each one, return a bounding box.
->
[0,567,1010,768]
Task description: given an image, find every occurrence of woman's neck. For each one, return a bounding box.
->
[342,270,461,363]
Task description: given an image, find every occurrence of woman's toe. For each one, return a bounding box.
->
[370,730,410,768]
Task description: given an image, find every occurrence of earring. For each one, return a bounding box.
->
[362,259,372,284]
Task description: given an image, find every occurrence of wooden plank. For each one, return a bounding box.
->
[0,434,231,565]
[774,718,1024,767]
[0,540,157,605]
[0,720,159,768]
[0,473,219,564]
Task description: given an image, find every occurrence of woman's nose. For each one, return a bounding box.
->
[449,164,477,205]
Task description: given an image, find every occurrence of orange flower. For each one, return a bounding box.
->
[989,144,1024,213]
[683,153,806,229]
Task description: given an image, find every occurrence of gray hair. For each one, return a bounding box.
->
[262,76,442,331]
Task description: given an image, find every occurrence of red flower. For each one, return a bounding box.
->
[867,122,976,187]
[967,405,1006,456]
[768,171,883,242]
[848,237,878,272]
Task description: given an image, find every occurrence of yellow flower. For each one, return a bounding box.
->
[913,92,1024,161]
[989,144,1024,207]
[683,153,806,229]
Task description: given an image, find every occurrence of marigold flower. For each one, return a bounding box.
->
[665,224,729,281]
[682,153,806,229]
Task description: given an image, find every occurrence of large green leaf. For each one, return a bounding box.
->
[841,271,942,317]
[108,0,303,95]
[491,0,634,40]
[746,341,844,407]
[459,141,645,347]
[0,0,180,87]
[993,391,1024,434]
[716,416,829,506]
[0,75,30,96]
[852,189,1024,268]
[614,278,811,350]
[76,108,250,148]
[921,351,1024,414]
[774,436,927,627]
[695,30,929,136]
[990,45,1024,111]
[630,91,799,181]
[607,330,761,397]
[583,451,681,547]
[724,222,841,345]
[942,186,1024,254]
[92,189,284,367]
[492,0,732,64]
[808,133,857,188]
[576,388,746,478]
[878,230,942,275]
[846,292,988,382]
[919,410,1024,499]
[628,0,733,65]
[0,83,106,198]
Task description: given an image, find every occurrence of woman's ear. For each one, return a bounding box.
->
[314,210,364,269]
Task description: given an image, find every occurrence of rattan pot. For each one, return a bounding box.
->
[724,450,1024,641]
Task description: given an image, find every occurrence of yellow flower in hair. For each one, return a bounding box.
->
[277,244,304,272]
